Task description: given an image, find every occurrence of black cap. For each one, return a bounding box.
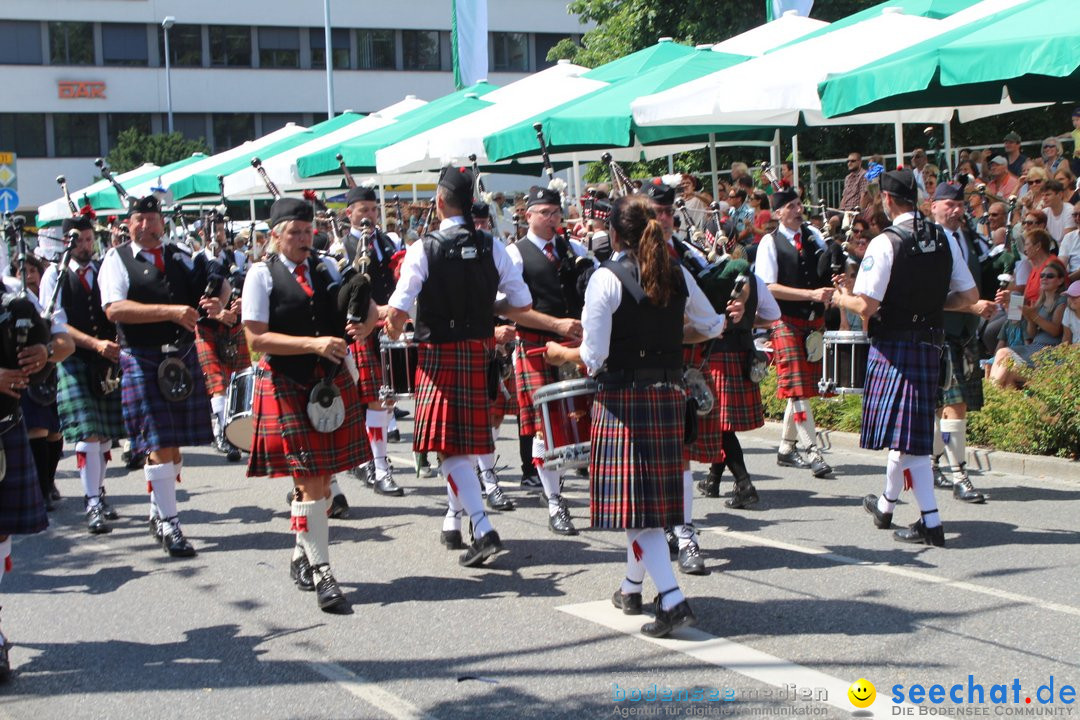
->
[62,215,94,234]
[470,201,490,219]
[880,169,918,204]
[129,195,162,215]
[933,181,965,202]
[769,188,799,211]
[644,179,675,205]
[269,197,315,227]
[526,185,560,208]
[439,166,474,209]
[346,185,377,205]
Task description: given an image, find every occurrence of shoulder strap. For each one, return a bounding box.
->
[600,259,645,305]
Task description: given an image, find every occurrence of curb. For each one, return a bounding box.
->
[743,421,1080,482]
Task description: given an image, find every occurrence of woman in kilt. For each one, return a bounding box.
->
[545,195,725,638]
[242,198,376,613]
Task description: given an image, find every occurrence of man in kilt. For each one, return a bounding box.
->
[99,195,225,558]
[1,270,74,678]
[504,185,590,536]
[545,194,725,638]
[388,166,532,567]
[242,198,376,613]
[929,181,997,504]
[39,216,126,533]
[754,188,835,478]
[833,169,978,547]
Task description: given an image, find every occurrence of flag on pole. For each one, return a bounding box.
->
[452,0,488,90]
[767,0,814,21]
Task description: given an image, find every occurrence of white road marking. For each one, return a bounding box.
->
[307,661,439,720]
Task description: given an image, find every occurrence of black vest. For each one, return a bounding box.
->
[115,244,205,348]
[344,228,397,304]
[59,261,117,363]
[712,274,758,352]
[413,225,499,344]
[871,218,953,335]
[942,227,982,339]
[773,223,830,320]
[515,235,577,326]
[266,255,344,384]
[605,257,687,371]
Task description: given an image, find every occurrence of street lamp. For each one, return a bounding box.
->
[162,16,176,134]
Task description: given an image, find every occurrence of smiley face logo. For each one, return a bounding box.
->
[848,678,876,708]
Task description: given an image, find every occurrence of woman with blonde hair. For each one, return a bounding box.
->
[991,257,1068,389]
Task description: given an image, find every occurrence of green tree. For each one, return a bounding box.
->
[105,128,209,173]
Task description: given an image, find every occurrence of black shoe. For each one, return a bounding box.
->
[328,493,350,519]
[225,443,242,463]
[863,494,893,529]
[520,470,542,491]
[678,542,708,576]
[933,460,954,489]
[351,463,374,487]
[372,467,404,497]
[98,489,119,521]
[548,502,578,536]
[285,487,298,506]
[459,530,505,567]
[393,406,409,420]
[486,486,516,512]
[664,528,679,559]
[952,472,986,504]
[313,565,349,612]
[641,598,697,638]
[441,530,467,550]
[724,479,759,509]
[808,451,832,478]
[386,429,401,443]
[697,470,722,498]
[0,636,10,683]
[161,520,197,558]
[125,451,146,470]
[776,449,811,469]
[149,515,163,541]
[612,589,643,615]
[49,484,61,502]
[213,434,229,455]
[290,553,315,591]
[85,502,111,535]
[894,519,945,547]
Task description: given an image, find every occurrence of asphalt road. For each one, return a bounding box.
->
[2,404,1078,720]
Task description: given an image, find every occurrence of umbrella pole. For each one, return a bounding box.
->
[792,134,800,193]
[378,179,386,228]
[412,184,417,202]
[894,121,904,170]
[770,130,780,174]
[943,120,953,177]
[708,134,718,199]
[572,155,581,205]
[249,197,256,221]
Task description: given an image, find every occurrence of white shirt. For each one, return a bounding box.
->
[754,223,827,285]
[753,275,782,322]
[503,230,590,269]
[388,217,532,314]
[1063,305,1080,341]
[38,260,91,329]
[98,242,195,308]
[241,254,342,325]
[349,226,387,263]
[1058,229,1080,274]
[852,213,976,301]
[1045,202,1075,243]
[579,252,726,376]
[2,277,67,333]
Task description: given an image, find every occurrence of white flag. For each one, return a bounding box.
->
[767,0,814,21]
[452,0,488,89]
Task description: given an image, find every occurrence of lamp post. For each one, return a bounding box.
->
[323,0,335,119]
[162,16,176,134]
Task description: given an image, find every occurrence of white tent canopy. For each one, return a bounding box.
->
[710,10,828,56]
[36,163,159,225]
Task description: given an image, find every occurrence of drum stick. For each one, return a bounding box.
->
[524,341,580,358]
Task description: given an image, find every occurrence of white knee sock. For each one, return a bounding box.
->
[793,399,819,452]
[635,528,686,611]
[443,482,465,532]
[210,395,226,434]
[366,409,389,472]
[146,462,178,519]
[538,466,563,516]
[932,415,945,459]
[98,440,112,492]
[174,459,183,484]
[879,450,905,514]
[904,454,940,528]
[442,455,492,537]
[387,413,398,434]
[623,529,646,592]
[292,498,330,566]
[477,428,500,493]
[940,419,967,474]
[329,477,343,499]
[675,470,697,549]
[76,441,102,506]
[780,400,797,453]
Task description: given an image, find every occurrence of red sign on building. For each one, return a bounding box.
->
[58,81,107,99]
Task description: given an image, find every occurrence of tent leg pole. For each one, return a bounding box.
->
[943,120,953,177]
[378,179,386,229]
[894,121,904,170]
[708,133,718,199]
[249,197,255,222]
[667,154,674,174]
[572,155,581,205]
[792,134,800,193]
[770,130,780,174]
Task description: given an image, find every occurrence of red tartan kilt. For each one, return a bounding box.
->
[413,339,494,457]
[514,330,561,436]
[684,348,764,463]
[349,333,380,405]
[490,368,518,419]
[196,323,252,397]
[247,360,371,478]
[770,316,824,399]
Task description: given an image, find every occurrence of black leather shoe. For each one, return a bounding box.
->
[386,429,401,443]
[86,502,111,535]
[351,463,374,487]
[678,542,708,575]
[285,487,298,506]
[161,520,197,558]
[441,530,467,550]
[697,470,722,498]
[725,479,759,509]
[393,406,409,420]
[776,449,811,469]
[328,493,349,519]
[313,565,349,612]
[520,470,542,491]
[863,494,893,529]
[225,443,242,463]
[548,502,578,536]
[809,452,832,478]
[933,460,954,489]
[486,486,515,511]
[612,589,643,615]
[149,516,163,541]
[98,490,119,520]
[290,553,315,591]
[124,450,146,470]
[664,528,679,559]
[459,530,505,567]
[952,473,986,504]
[372,469,404,497]
[641,598,697,638]
[894,519,945,547]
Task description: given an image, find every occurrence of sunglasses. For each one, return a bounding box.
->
[851,228,865,235]
[1022,220,1038,225]
[1040,272,1062,279]
[1029,179,1044,185]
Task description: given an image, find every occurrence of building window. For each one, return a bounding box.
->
[167,113,209,144]
[54,114,101,158]
[310,28,350,70]
[106,113,152,151]
[159,24,203,67]
[357,29,395,70]
[534,33,565,71]
[49,22,94,66]
[258,27,299,68]
[491,32,528,72]
[0,113,47,157]
[102,23,149,66]
[402,30,440,70]
[210,26,251,67]
[0,21,44,65]
[213,113,254,152]
[262,113,304,134]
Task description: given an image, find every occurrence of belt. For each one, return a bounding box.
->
[596,367,682,387]
[872,328,945,345]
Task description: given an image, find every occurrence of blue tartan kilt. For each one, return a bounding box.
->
[120,345,212,455]
[589,383,685,530]
[19,392,60,433]
[860,339,941,456]
[56,355,126,443]
[0,418,48,536]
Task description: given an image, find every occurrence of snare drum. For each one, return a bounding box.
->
[379,332,418,399]
[818,331,870,395]
[533,378,597,471]
[224,367,255,451]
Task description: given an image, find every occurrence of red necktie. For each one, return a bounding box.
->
[793,231,802,252]
[294,263,314,298]
[146,247,165,273]
[668,243,679,259]
[543,242,558,264]
[77,266,92,293]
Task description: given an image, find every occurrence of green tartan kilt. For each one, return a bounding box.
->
[56,355,125,443]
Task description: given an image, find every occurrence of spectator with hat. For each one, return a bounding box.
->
[1003,131,1028,177]
[987,155,1021,201]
